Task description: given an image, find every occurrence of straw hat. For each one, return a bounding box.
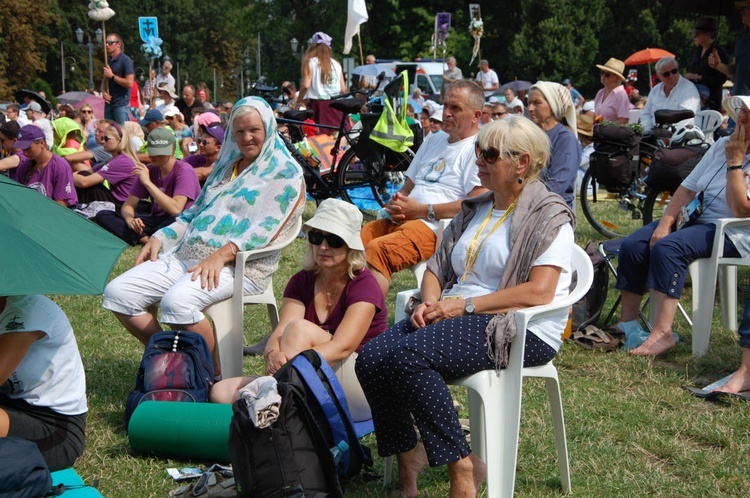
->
[303,198,364,250]
[595,58,626,82]
[577,114,594,137]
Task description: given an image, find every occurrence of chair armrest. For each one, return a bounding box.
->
[711,217,750,259]
[394,289,420,324]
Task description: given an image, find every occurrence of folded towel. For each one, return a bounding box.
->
[239,376,282,428]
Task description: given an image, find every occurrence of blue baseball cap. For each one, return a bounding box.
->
[139,109,164,126]
[15,125,46,149]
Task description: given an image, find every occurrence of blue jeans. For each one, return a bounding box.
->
[105,105,129,125]
[616,221,740,299]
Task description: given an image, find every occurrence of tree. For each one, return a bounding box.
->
[0,0,57,100]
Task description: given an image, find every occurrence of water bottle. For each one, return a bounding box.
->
[330,440,349,465]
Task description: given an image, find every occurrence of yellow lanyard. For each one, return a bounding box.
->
[460,200,516,283]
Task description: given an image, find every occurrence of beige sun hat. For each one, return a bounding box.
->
[577,114,594,137]
[595,58,627,82]
[723,95,750,122]
[303,198,364,250]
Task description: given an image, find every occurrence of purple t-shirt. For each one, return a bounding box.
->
[183,154,207,169]
[15,154,78,206]
[6,151,27,183]
[284,268,387,353]
[129,159,200,217]
[93,154,137,203]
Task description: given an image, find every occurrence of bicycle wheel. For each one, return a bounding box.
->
[336,147,412,219]
[579,169,644,239]
[642,189,672,225]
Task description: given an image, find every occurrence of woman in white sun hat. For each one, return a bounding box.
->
[211,198,387,421]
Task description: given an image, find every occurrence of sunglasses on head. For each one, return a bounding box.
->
[474,142,501,164]
[661,68,679,78]
[308,230,346,249]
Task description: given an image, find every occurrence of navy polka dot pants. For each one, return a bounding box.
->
[355,314,556,467]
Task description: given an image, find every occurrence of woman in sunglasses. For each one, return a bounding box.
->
[355,117,574,498]
[211,198,387,422]
[593,57,630,124]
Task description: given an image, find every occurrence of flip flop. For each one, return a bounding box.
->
[572,325,623,351]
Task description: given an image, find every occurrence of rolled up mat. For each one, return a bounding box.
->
[128,401,233,462]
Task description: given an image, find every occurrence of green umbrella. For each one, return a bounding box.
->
[0,175,127,296]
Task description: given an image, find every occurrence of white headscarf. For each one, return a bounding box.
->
[530,81,577,134]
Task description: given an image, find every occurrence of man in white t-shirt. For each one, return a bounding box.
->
[475,59,500,99]
[361,80,489,296]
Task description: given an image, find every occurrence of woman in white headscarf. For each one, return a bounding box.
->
[527,81,581,209]
[102,97,305,364]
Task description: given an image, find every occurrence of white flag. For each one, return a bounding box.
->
[343,0,368,55]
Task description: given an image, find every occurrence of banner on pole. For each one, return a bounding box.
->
[436,13,451,45]
[139,17,159,43]
[344,0,368,55]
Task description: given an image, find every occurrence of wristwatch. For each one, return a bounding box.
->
[427,204,436,221]
[727,165,743,171]
[464,297,475,315]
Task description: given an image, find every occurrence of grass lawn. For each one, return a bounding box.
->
[50,200,750,497]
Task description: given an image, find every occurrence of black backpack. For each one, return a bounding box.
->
[0,437,52,498]
[590,123,642,191]
[571,241,610,331]
[273,350,370,481]
[229,381,343,498]
[125,330,215,426]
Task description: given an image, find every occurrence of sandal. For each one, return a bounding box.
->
[572,325,623,351]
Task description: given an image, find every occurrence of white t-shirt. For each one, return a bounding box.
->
[155,72,176,90]
[405,132,481,231]
[681,136,750,257]
[442,203,574,350]
[639,76,700,132]
[306,57,343,100]
[0,295,87,415]
[475,69,499,97]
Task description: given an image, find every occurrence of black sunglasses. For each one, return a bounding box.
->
[492,112,506,118]
[308,230,346,249]
[600,71,611,78]
[106,40,118,45]
[475,142,501,164]
[198,139,215,145]
[661,68,679,78]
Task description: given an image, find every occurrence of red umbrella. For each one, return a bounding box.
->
[624,48,675,66]
[624,48,676,89]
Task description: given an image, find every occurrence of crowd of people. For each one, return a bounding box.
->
[3,8,750,496]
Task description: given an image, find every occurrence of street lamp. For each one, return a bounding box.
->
[60,41,77,93]
[76,27,102,92]
[290,38,298,55]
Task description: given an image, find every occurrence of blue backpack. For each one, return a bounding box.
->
[125,330,215,426]
[273,350,371,481]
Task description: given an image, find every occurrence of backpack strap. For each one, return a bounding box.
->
[292,352,353,475]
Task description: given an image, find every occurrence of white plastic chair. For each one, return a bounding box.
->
[204,216,303,378]
[694,110,723,144]
[408,218,451,286]
[688,217,750,356]
[383,244,593,497]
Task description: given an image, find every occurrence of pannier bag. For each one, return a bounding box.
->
[646,144,708,194]
[590,123,642,190]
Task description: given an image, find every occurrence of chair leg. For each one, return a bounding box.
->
[720,266,738,331]
[544,376,572,494]
[690,260,718,356]
[204,299,243,379]
[383,455,394,488]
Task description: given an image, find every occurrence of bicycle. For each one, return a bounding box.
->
[579,109,697,238]
[275,74,418,219]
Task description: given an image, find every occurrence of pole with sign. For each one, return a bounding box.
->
[139,17,161,108]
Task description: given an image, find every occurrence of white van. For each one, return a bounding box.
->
[380,61,447,100]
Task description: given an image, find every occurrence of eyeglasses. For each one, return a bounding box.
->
[308,230,346,249]
[101,136,117,143]
[492,112,507,118]
[429,118,442,124]
[600,71,611,78]
[735,106,748,116]
[198,139,214,145]
[661,68,679,78]
[106,40,118,45]
[474,143,501,164]
[80,109,93,114]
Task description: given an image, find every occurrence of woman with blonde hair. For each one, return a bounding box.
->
[73,122,139,207]
[211,198,387,422]
[356,116,575,498]
[294,31,347,135]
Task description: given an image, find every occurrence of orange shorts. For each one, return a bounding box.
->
[361,219,437,280]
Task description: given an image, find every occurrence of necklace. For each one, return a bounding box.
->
[322,274,347,310]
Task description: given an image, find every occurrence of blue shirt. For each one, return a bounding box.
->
[541,123,581,209]
[107,52,135,107]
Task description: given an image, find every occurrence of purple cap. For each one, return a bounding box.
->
[201,124,224,144]
[311,32,332,48]
[15,125,46,149]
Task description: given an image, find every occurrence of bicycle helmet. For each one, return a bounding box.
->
[670,124,706,146]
